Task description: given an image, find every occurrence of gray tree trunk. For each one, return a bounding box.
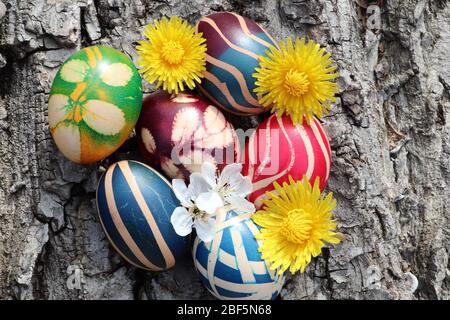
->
[0,0,449,300]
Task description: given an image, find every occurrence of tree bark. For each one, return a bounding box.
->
[0,0,449,300]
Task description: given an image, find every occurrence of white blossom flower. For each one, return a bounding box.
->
[170,175,217,242]
[170,161,255,242]
[197,161,255,214]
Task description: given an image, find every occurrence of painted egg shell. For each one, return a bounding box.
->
[242,114,332,208]
[136,91,240,180]
[193,210,285,300]
[196,12,277,116]
[96,160,189,271]
[49,45,143,164]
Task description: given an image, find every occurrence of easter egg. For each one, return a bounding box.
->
[49,46,143,164]
[96,160,189,271]
[136,91,240,180]
[193,209,285,300]
[196,12,277,115]
[242,114,331,208]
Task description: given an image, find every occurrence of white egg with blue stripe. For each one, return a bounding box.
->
[96,160,189,271]
[193,209,285,300]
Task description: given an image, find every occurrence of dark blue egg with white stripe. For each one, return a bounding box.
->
[193,210,285,300]
[196,12,277,115]
[96,160,189,271]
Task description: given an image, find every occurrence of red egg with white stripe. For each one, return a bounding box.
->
[242,114,331,208]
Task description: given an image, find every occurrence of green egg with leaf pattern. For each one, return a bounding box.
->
[48,46,142,164]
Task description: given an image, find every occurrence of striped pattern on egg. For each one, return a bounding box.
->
[96,160,189,271]
[193,210,285,300]
[196,12,277,115]
[242,114,332,208]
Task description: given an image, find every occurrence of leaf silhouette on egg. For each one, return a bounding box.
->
[49,60,129,137]
[141,127,157,154]
[203,106,226,134]
[83,100,125,136]
[52,122,82,163]
[195,106,235,149]
[48,94,70,128]
[100,63,133,87]
[60,59,90,83]
[171,107,200,145]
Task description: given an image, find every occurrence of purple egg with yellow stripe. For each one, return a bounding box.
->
[96,160,189,271]
[196,12,277,116]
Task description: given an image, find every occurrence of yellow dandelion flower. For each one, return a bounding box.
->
[136,16,207,94]
[252,176,341,274]
[253,37,339,125]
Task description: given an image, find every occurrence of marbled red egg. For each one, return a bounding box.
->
[242,114,331,208]
[137,91,240,180]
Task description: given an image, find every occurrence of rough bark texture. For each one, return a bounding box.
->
[0,0,449,300]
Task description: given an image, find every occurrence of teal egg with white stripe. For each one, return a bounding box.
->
[96,160,189,271]
[193,209,285,300]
